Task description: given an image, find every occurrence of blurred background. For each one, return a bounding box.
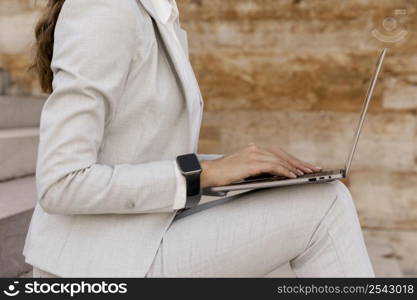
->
[0,0,416,277]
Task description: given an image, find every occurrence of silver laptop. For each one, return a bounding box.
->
[204,48,387,197]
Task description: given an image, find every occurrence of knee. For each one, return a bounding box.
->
[301,181,357,225]
[330,180,354,205]
[305,180,354,213]
[327,180,360,220]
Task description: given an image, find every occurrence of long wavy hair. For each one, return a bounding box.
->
[32,0,65,93]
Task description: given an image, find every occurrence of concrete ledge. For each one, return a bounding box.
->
[0,95,45,129]
[0,128,39,181]
[0,176,37,220]
[0,210,34,277]
[0,176,36,277]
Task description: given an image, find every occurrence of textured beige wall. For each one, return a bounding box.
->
[178,0,417,231]
[1,0,416,231]
[0,0,45,94]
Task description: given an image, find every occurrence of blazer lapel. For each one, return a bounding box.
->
[137,0,160,21]
[137,0,202,151]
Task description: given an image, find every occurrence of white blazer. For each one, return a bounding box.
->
[23,0,220,277]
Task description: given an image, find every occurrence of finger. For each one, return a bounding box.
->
[268,163,298,178]
[255,161,297,179]
[287,157,315,173]
[275,157,303,177]
[269,148,320,173]
[256,150,302,176]
[264,147,309,173]
[295,159,322,172]
[285,154,322,172]
[283,151,322,172]
[286,163,305,176]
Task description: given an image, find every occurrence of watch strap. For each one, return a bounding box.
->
[184,171,201,209]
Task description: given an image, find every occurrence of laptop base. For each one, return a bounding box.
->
[203,169,345,197]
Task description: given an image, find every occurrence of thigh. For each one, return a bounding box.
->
[147,182,339,277]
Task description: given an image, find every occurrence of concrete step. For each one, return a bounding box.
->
[366,240,404,277]
[364,230,417,277]
[0,176,37,277]
[0,95,45,130]
[0,128,39,181]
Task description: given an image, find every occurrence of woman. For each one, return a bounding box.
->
[24,0,374,277]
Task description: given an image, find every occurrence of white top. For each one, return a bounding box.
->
[150,0,199,210]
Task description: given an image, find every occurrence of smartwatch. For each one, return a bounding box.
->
[176,153,202,209]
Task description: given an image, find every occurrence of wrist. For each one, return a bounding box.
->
[176,153,203,208]
[200,160,216,188]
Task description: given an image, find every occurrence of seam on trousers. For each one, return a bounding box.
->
[264,262,293,278]
[144,213,176,277]
[324,225,346,277]
[160,238,165,277]
[291,224,346,278]
[147,240,166,278]
[301,193,339,256]
[289,194,346,277]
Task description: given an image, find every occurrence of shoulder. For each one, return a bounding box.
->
[55,0,147,43]
[59,0,142,27]
[62,0,137,13]
[54,0,153,61]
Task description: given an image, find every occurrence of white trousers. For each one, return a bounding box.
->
[146,181,374,277]
[33,181,374,278]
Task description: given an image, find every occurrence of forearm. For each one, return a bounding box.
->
[38,160,178,215]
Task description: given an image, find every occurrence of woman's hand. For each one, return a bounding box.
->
[200,143,322,188]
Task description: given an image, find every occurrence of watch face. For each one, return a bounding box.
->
[177,154,201,173]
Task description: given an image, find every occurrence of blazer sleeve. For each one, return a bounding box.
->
[36,0,180,215]
[172,161,186,210]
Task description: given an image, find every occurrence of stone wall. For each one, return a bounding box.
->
[178,0,417,232]
[0,0,45,95]
[1,0,416,233]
